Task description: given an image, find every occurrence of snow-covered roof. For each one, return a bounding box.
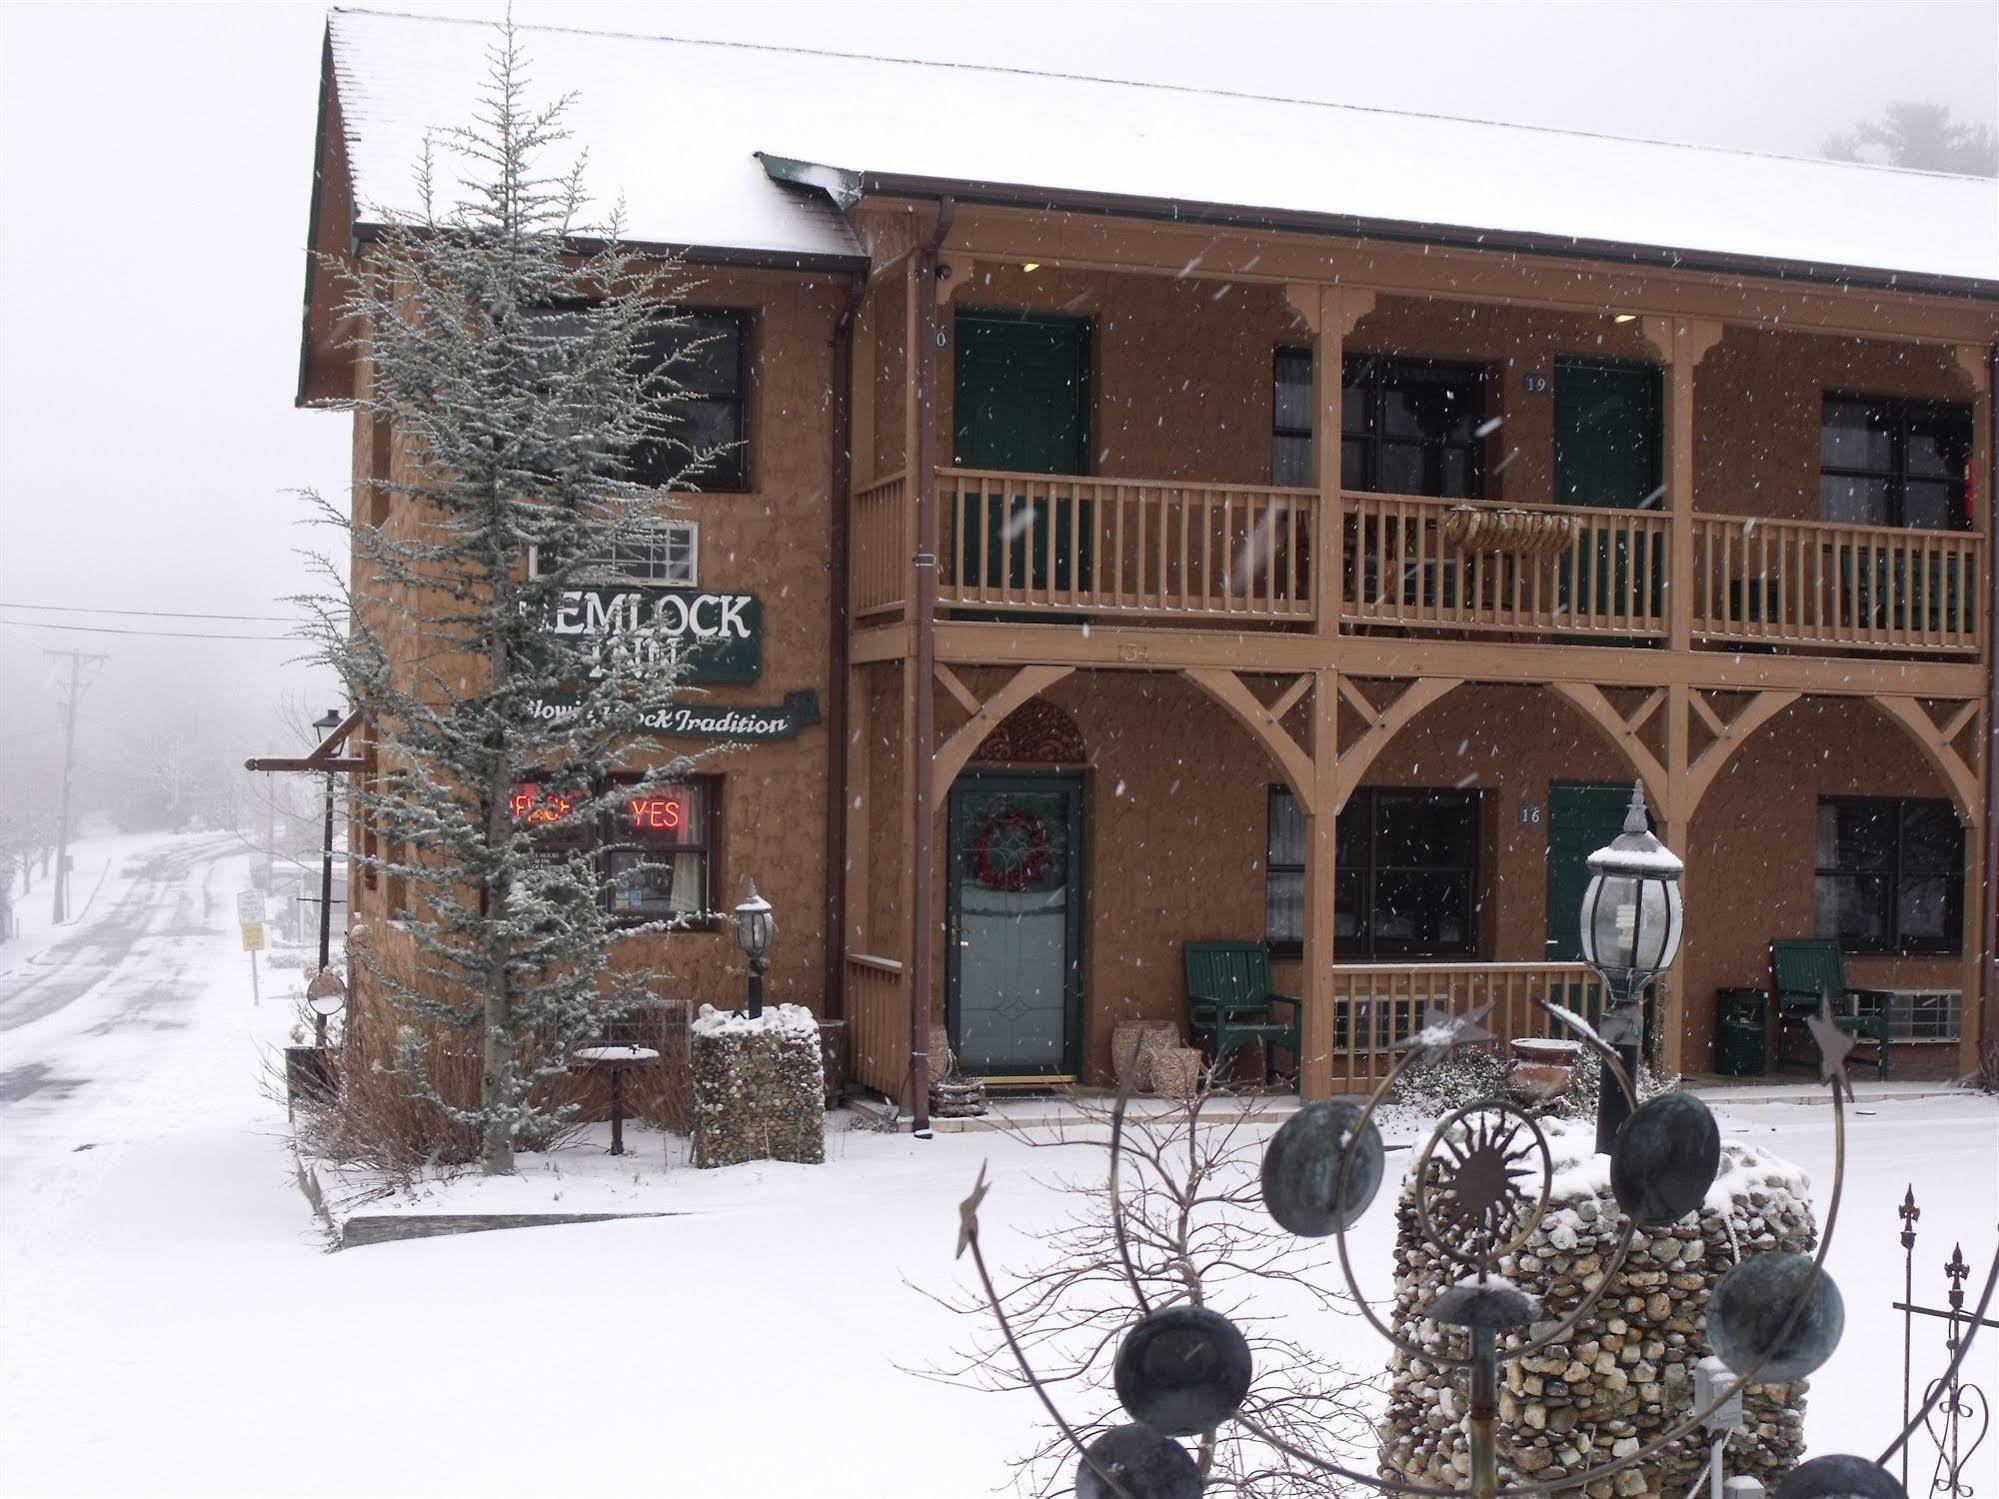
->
[324,8,1999,289]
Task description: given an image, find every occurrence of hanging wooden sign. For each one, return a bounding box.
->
[518,689,821,742]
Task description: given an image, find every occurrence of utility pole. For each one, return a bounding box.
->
[47,649,106,924]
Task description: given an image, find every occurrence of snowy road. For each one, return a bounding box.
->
[0,833,1994,1498]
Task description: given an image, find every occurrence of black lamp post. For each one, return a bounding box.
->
[312,707,344,975]
[1579,781,1684,1155]
[731,882,776,1020]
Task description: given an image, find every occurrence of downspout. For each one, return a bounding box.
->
[824,269,866,1027]
[908,196,955,1136]
[1983,342,1999,1079]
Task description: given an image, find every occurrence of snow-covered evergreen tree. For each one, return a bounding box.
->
[299,19,719,1174]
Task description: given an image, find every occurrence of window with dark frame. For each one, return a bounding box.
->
[1819,393,1973,531]
[1271,351,1486,498]
[1813,796,1963,955]
[1266,786,1481,959]
[507,776,719,924]
[630,309,751,492]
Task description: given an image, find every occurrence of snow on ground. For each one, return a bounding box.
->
[2,830,1994,1498]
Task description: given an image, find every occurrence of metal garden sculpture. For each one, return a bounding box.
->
[953,996,1999,1499]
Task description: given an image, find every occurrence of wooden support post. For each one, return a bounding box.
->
[1661,682,1691,1078]
[1646,318,1722,653]
[1290,284,1372,636]
[1301,669,1340,1098]
[1961,800,1988,1081]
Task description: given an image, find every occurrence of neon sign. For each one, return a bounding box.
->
[626,795,688,833]
[509,784,579,826]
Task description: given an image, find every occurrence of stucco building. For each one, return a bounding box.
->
[298,10,1998,1119]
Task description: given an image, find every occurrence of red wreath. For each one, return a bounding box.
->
[970,809,1054,893]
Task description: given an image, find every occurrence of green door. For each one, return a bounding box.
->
[947,773,1085,1077]
[1555,358,1663,626]
[1544,781,1648,961]
[953,313,1091,594]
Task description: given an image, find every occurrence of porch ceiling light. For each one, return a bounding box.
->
[1613,312,1639,324]
[1021,261,1040,272]
[1578,782,1683,1005]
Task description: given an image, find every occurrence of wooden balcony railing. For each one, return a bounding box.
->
[852,471,909,619]
[1325,962,1613,1087]
[851,471,1988,661]
[936,469,1320,621]
[1341,493,1671,638]
[1692,514,1984,654]
[844,952,909,1098]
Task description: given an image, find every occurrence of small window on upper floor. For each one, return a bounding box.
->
[631,309,751,492]
[1820,393,1972,531]
[532,522,699,588]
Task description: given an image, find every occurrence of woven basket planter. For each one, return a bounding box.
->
[1111,1018,1182,1092]
[1439,506,1577,558]
[1150,1046,1202,1100]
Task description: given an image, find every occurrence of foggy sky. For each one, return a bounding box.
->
[1,0,1993,807]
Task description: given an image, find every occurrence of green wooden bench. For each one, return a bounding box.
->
[1184,941,1301,1087]
[1768,939,1891,1079]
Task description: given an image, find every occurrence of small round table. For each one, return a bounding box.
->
[574,1046,660,1156]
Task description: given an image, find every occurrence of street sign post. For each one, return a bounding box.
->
[239,891,268,1006]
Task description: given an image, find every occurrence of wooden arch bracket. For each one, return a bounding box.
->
[1546,681,1669,813]
[929,664,1075,803]
[1284,283,1377,337]
[1869,695,1984,823]
[1182,668,1320,813]
[1332,676,1463,809]
[1682,688,1801,815]
[1639,315,1726,367]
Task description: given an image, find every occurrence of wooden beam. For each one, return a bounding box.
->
[930,203,1999,346]
[1268,672,1314,724]
[933,662,981,716]
[928,620,1989,699]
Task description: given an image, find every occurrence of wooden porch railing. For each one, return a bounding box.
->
[936,469,1320,621]
[1341,493,1671,638]
[844,952,909,1099]
[1692,513,1984,654]
[1325,962,1613,1088]
[852,471,909,619]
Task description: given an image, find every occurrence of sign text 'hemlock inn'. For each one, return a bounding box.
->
[298,9,1999,1123]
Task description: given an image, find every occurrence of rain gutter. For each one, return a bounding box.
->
[823,268,867,1027]
[907,196,955,1138]
[1984,342,1999,1075]
[856,171,1999,303]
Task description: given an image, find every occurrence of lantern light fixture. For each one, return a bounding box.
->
[731,882,775,1019]
[1579,782,1684,1004]
[1579,782,1683,1154]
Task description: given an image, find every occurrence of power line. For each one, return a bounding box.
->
[0,619,296,642]
[0,600,298,623]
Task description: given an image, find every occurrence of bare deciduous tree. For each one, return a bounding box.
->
[915,1090,1376,1497]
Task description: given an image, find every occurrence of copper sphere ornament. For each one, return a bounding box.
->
[1075,1423,1203,1499]
[1775,1454,1909,1499]
[1708,1251,1845,1382]
[1261,1099,1384,1238]
[1610,1091,1721,1225]
[1113,1305,1253,1437]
